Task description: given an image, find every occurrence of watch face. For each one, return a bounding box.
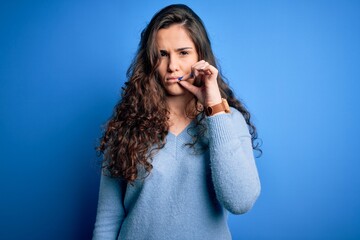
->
[206,106,213,116]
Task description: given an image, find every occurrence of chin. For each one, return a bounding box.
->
[165,90,188,97]
[164,84,187,96]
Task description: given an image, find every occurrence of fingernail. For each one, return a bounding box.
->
[190,72,194,78]
[178,76,184,81]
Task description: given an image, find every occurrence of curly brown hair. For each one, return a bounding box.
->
[97,4,261,183]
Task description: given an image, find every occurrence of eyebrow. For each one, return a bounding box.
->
[176,47,193,51]
[159,47,193,52]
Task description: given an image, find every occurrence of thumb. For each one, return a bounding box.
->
[178,80,201,97]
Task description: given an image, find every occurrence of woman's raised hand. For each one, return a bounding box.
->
[178,60,222,107]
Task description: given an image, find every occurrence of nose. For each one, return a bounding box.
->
[167,55,179,72]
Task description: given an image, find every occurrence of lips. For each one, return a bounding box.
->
[167,76,180,80]
[166,76,180,83]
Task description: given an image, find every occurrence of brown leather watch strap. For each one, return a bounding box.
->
[205,98,231,116]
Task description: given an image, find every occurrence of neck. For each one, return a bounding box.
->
[166,93,195,119]
[166,93,196,136]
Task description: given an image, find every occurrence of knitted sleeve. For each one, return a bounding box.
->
[92,173,126,239]
[206,107,261,214]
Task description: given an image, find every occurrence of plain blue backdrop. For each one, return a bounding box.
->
[1,0,359,239]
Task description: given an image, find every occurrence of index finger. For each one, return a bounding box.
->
[178,71,195,82]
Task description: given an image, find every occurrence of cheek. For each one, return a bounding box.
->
[187,55,199,66]
[157,61,167,75]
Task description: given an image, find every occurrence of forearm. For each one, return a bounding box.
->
[206,109,261,214]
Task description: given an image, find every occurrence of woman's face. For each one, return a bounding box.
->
[155,24,198,96]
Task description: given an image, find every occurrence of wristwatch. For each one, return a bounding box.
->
[205,98,231,116]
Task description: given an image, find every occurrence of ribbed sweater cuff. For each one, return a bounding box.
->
[206,113,235,147]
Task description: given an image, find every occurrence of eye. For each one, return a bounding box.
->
[179,51,189,56]
[160,50,168,57]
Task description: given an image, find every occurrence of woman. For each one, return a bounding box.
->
[93,4,261,240]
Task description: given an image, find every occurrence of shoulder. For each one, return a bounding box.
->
[204,107,250,138]
[203,107,245,126]
[229,107,245,120]
[228,107,251,137]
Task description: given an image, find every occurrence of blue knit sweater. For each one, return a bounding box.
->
[93,107,261,240]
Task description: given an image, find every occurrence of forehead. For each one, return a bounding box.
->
[156,24,195,49]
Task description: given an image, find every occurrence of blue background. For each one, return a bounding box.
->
[1,0,359,239]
